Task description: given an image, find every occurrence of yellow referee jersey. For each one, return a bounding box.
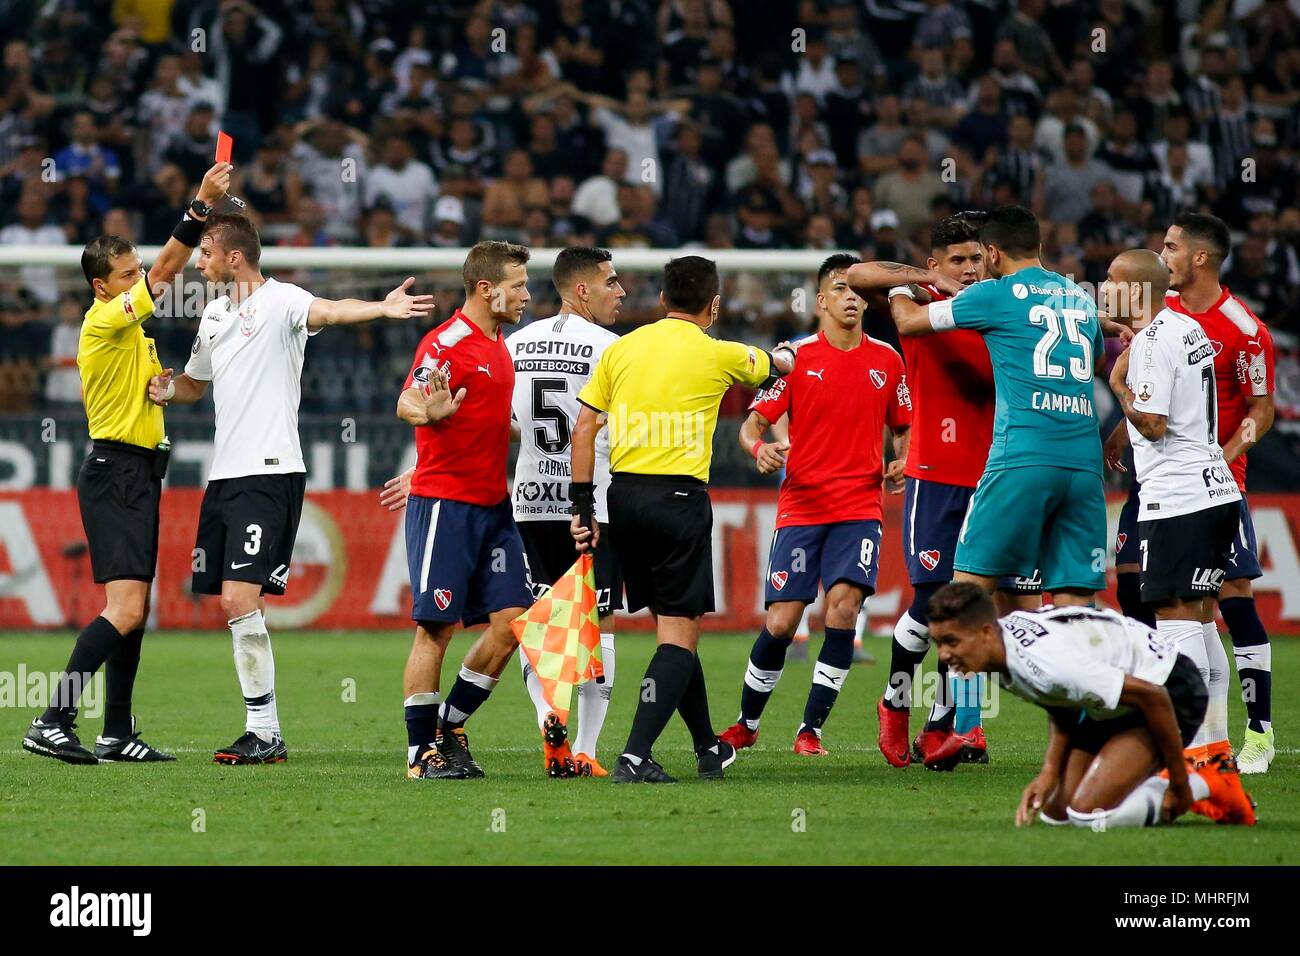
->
[78,277,164,449]
[578,318,772,482]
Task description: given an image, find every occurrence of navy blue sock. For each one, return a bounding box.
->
[800,627,855,735]
[1220,596,1272,732]
[739,627,793,728]
[1116,572,1155,628]
[405,693,440,753]
[924,657,955,731]
[439,668,496,730]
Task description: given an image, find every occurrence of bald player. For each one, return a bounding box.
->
[1105,249,1241,782]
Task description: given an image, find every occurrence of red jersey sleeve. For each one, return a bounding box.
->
[405,333,455,392]
[1236,321,1275,399]
[750,375,792,422]
[887,352,912,430]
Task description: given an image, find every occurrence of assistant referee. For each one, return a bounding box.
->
[570,255,794,783]
[21,161,231,765]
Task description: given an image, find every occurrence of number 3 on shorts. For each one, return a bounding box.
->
[244,523,263,555]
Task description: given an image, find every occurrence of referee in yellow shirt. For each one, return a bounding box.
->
[22,161,231,765]
[570,255,795,783]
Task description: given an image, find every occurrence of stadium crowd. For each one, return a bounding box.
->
[0,0,1298,435]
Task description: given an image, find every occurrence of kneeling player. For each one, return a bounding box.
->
[927,583,1255,828]
[719,254,911,756]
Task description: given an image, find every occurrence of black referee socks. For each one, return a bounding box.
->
[676,653,716,751]
[43,615,123,721]
[623,643,696,760]
[104,627,144,739]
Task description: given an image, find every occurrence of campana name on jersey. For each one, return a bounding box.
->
[1030,390,1094,416]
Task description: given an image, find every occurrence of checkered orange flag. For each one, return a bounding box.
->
[510,553,604,724]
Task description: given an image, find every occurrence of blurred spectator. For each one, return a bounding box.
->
[365,136,438,237]
[44,297,82,405]
[481,149,548,239]
[1040,125,1114,225]
[0,192,67,304]
[53,111,120,214]
[873,135,946,239]
[162,103,217,186]
[572,147,627,228]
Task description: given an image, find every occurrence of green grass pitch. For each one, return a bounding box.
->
[1,630,1297,865]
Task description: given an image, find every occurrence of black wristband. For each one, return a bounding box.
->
[172,213,205,248]
[570,481,596,527]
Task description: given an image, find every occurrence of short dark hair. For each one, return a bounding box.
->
[817,253,860,288]
[203,213,262,266]
[662,255,719,314]
[552,246,612,294]
[926,581,998,630]
[81,234,136,287]
[930,215,980,254]
[1172,212,1231,265]
[463,239,530,295]
[979,204,1040,257]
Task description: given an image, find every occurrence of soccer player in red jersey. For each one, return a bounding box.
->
[845,216,1045,769]
[718,254,911,756]
[1149,215,1274,772]
[395,241,535,780]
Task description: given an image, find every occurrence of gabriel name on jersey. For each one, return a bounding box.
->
[508,313,617,522]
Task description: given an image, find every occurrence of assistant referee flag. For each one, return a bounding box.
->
[577,318,771,481]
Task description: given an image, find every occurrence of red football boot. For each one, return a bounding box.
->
[877,698,911,768]
[719,722,759,750]
[793,730,828,756]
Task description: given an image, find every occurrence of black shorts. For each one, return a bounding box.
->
[1062,653,1208,753]
[1138,501,1239,604]
[518,520,624,615]
[607,473,713,617]
[77,441,162,584]
[192,474,306,596]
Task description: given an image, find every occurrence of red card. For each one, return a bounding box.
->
[215,131,233,164]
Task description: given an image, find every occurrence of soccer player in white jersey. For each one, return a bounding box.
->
[509,246,625,777]
[1104,250,1241,782]
[148,213,433,764]
[927,582,1255,828]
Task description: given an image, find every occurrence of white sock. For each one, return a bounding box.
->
[886,611,929,708]
[1202,621,1230,745]
[1158,618,1207,747]
[519,652,552,730]
[230,609,278,741]
[574,633,615,757]
[1232,642,1271,733]
[1066,774,1209,829]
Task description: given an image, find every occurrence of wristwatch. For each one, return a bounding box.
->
[188,198,213,218]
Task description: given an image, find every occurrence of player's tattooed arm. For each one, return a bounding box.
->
[1109,348,1167,441]
[845,261,962,296]
[1222,393,1275,465]
[308,277,435,329]
[886,291,938,337]
[1016,713,1068,827]
[739,410,788,475]
[1118,676,1195,822]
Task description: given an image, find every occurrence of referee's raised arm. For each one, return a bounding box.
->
[567,255,791,784]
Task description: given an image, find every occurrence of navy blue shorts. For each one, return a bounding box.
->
[903,477,1040,593]
[1227,495,1262,581]
[764,520,882,606]
[405,495,532,626]
[1115,481,1141,567]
